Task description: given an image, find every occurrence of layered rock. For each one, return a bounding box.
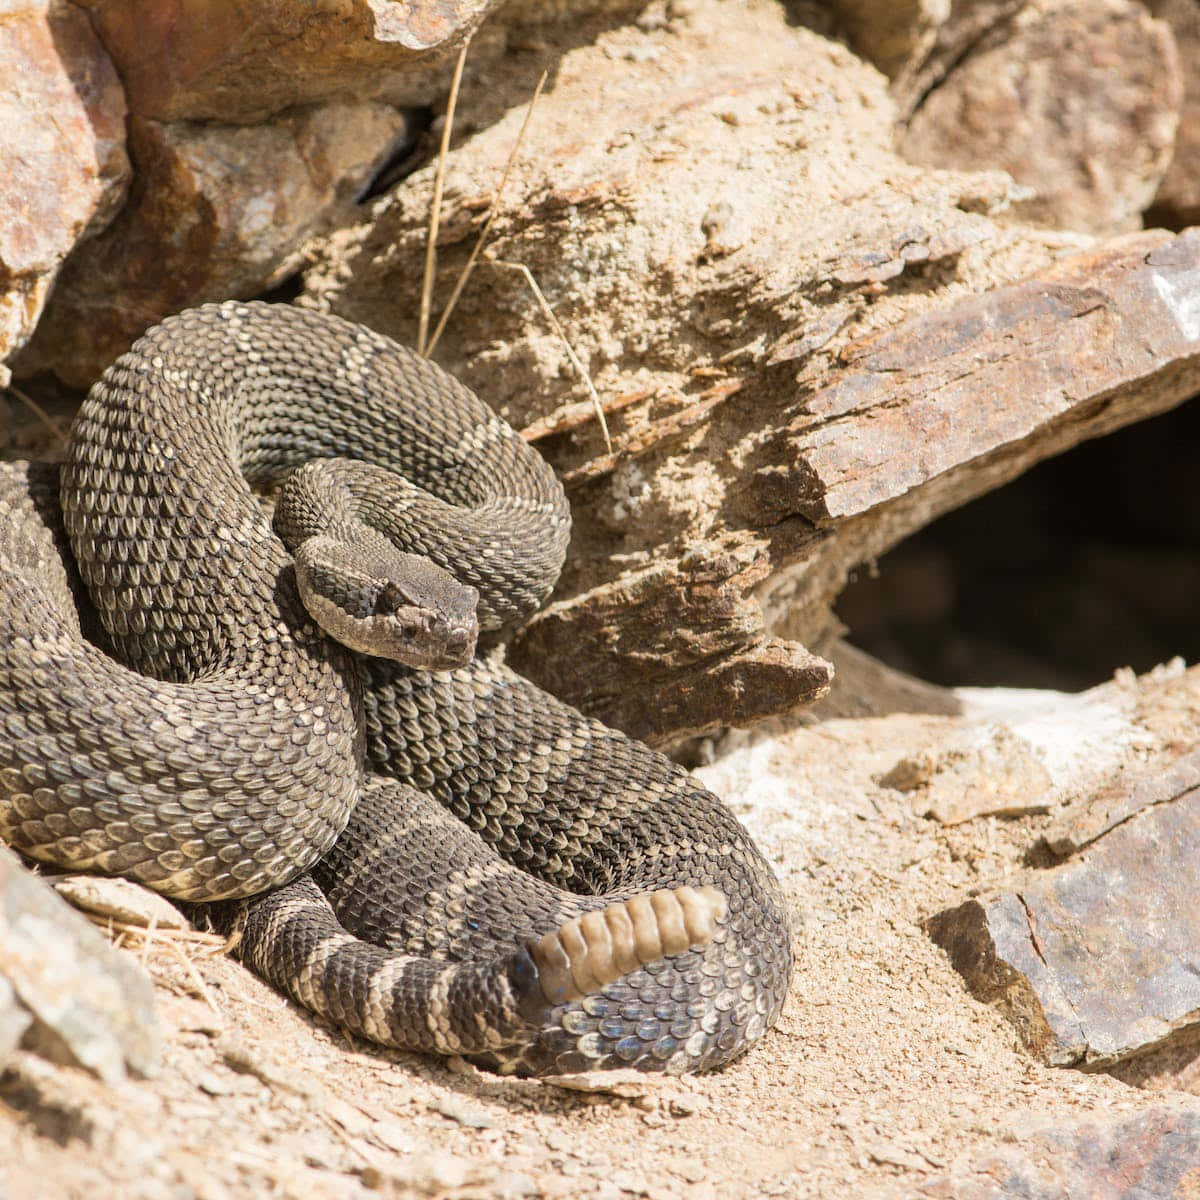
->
[298,0,1200,743]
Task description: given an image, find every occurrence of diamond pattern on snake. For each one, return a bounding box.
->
[0,302,793,1075]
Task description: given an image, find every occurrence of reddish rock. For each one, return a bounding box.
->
[0,1,128,380]
[18,103,411,388]
[76,0,497,124]
[900,0,1182,235]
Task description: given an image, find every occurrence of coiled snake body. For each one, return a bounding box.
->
[0,303,792,1075]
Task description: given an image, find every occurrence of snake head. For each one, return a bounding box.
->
[292,534,479,669]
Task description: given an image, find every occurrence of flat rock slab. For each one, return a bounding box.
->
[1043,744,1200,856]
[927,785,1200,1069]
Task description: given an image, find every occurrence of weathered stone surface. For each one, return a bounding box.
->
[916,1107,1200,1200]
[18,102,411,388]
[926,785,1200,1069]
[1043,744,1200,857]
[827,0,950,80]
[899,0,1182,235]
[51,876,189,932]
[1147,0,1200,226]
[887,0,1025,121]
[0,976,33,1061]
[751,231,1200,529]
[0,845,161,1084]
[532,230,1200,741]
[879,724,1053,825]
[0,0,128,382]
[75,0,497,123]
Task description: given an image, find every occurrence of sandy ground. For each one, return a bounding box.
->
[2,664,1197,1200]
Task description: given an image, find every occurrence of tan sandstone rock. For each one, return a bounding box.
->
[0,0,128,383]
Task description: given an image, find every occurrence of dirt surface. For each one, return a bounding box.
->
[1,663,1196,1199]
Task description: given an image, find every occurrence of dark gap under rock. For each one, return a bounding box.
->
[838,397,1200,691]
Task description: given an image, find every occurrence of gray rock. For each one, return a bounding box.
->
[0,846,161,1084]
[927,786,1200,1070]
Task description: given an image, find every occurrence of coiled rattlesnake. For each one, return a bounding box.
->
[0,302,792,1074]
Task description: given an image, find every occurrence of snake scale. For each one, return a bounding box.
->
[0,302,792,1075]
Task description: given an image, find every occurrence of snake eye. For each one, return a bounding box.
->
[374,582,405,614]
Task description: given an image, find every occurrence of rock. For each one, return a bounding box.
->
[51,875,189,931]
[917,1106,1200,1200]
[1146,0,1200,226]
[899,0,1182,235]
[0,975,33,1060]
[0,0,128,381]
[879,724,1053,825]
[75,0,497,123]
[1042,744,1200,857]
[17,102,412,388]
[926,785,1200,1069]
[827,0,950,80]
[887,0,1026,121]
[524,228,1200,743]
[0,845,161,1084]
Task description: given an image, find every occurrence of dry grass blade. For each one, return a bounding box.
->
[140,914,159,967]
[81,910,227,951]
[425,69,549,359]
[492,260,612,452]
[418,37,471,356]
[162,934,224,1014]
[6,382,69,447]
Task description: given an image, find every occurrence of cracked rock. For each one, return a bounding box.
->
[926,782,1200,1070]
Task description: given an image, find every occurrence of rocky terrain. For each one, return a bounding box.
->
[2,0,1199,1195]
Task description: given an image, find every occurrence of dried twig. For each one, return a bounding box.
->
[418,37,471,356]
[492,260,612,452]
[425,69,549,358]
[6,382,68,446]
[140,914,159,967]
[521,388,655,442]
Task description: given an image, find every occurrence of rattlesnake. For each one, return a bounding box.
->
[0,302,792,1075]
